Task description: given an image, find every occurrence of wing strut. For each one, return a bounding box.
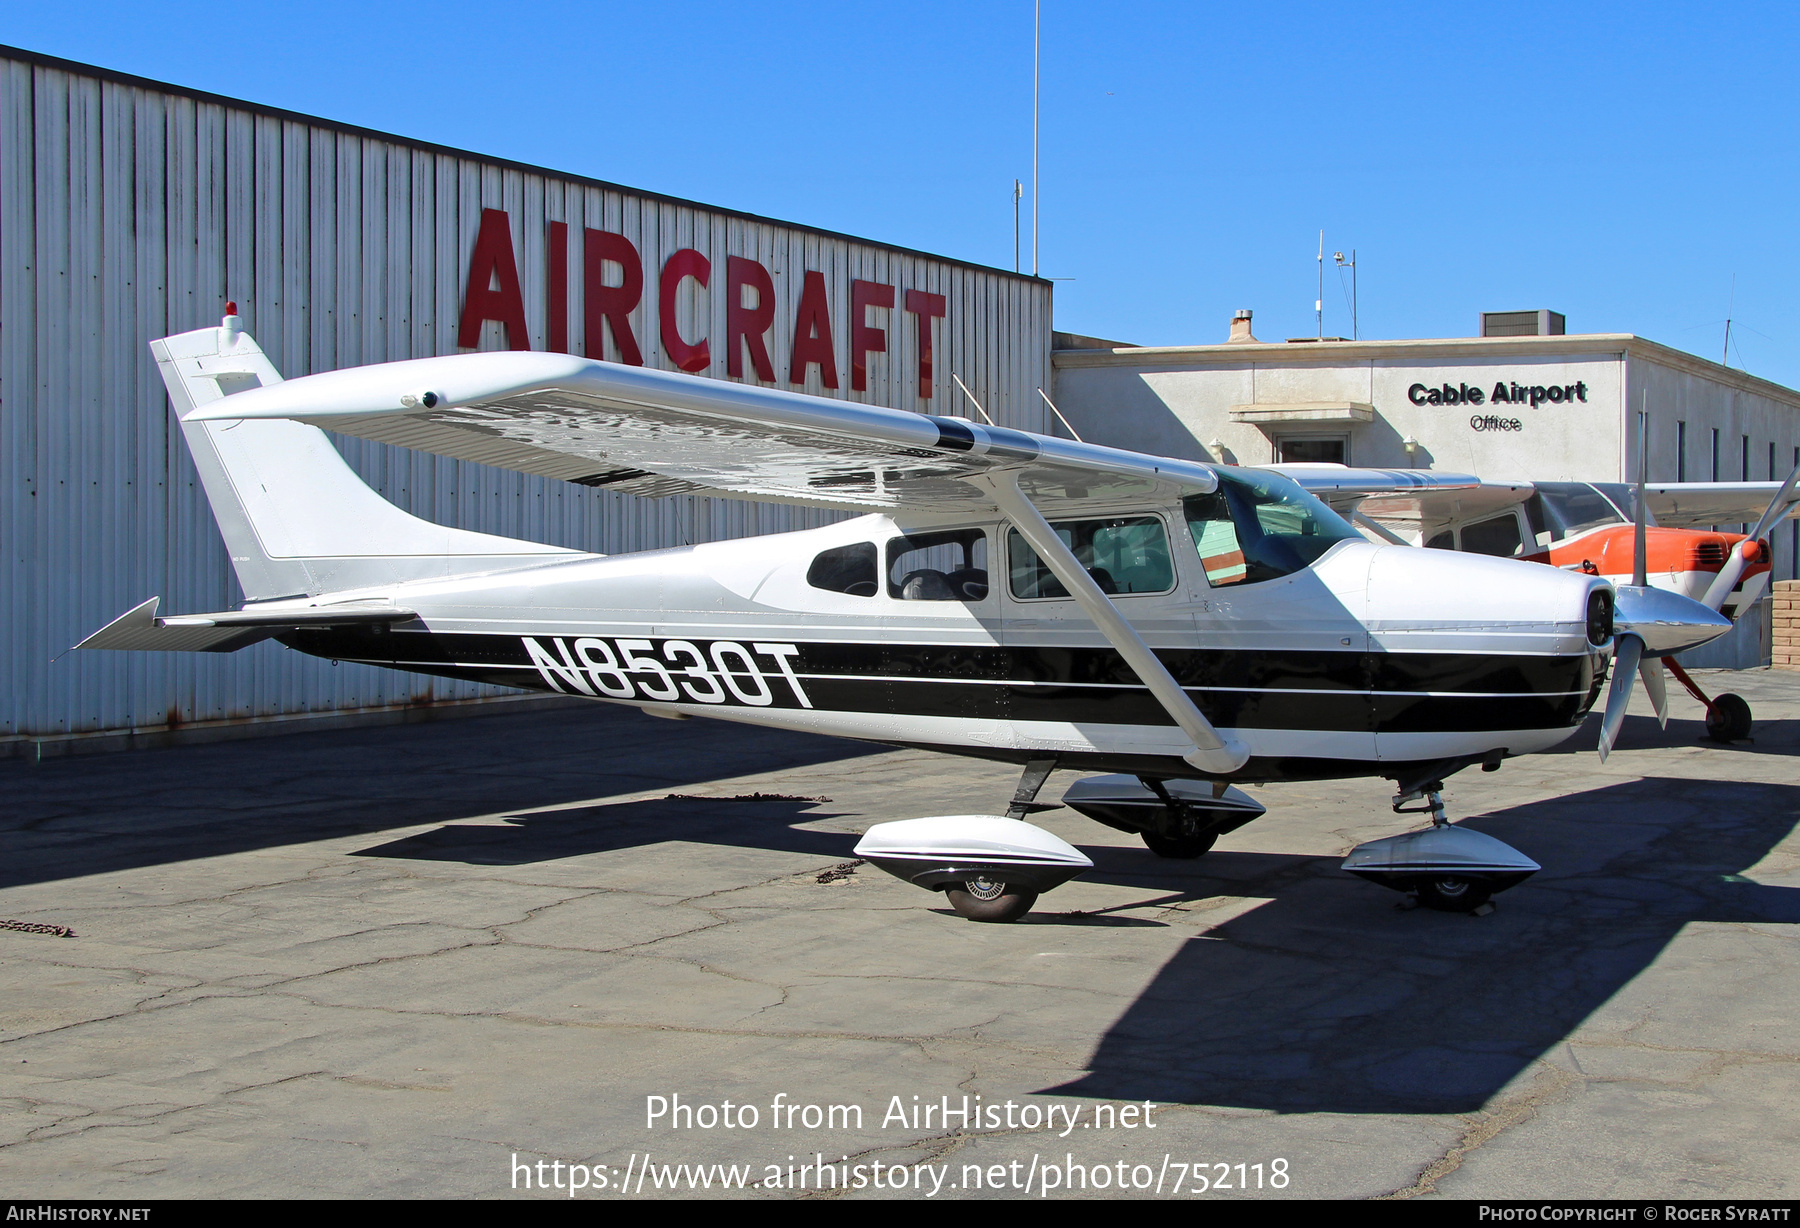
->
[987,472,1251,776]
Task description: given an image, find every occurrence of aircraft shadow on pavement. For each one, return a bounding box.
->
[0,704,879,891]
[352,795,856,864]
[1049,776,1800,1115]
[1549,711,1800,759]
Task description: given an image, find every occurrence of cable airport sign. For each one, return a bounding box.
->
[1408,378,1592,433]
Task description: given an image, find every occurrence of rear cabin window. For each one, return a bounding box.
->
[1460,513,1525,558]
[1007,516,1174,599]
[887,529,989,601]
[807,542,878,597]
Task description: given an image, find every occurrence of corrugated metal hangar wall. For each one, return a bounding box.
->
[0,46,1054,752]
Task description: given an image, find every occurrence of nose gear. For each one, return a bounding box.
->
[1342,766,1539,914]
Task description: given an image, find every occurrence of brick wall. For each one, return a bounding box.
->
[1775,581,1800,672]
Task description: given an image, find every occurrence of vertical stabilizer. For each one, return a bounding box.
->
[153,313,582,600]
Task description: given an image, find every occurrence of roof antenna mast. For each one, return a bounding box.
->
[1722,273,1735,368]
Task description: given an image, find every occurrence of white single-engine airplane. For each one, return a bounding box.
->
[80,312,1734,921]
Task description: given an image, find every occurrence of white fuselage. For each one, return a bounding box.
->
[268,502,1611,782]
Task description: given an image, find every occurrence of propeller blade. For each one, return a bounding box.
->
[1746,458,1800,545]
[1700,540,1755,612]
[1632,403,1648,588]
[1700,457,1800,613]
[1597,633,1644,762]
[1638,654,1668,729]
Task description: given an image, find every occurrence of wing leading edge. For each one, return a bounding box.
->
[187,349,1218,513]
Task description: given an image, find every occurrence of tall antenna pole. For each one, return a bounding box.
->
[1316,230,1324,339]
[1032,0,1040,278]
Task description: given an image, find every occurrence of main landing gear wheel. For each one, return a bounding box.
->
[1705,693,1753,743]
[944,877,1039,923]
[1141,830,1218,859]
[1415,875,1494,914]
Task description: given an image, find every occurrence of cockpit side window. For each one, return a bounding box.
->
[1183,468,1363,586]
[1526,482,1630,547]
[887,529,989,601]
[807,542,878,597]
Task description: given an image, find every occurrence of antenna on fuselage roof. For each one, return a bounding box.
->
[950,373,998,426]
[1037,387,1084,442]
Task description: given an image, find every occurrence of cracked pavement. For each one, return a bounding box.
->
[2,670,1796,1199]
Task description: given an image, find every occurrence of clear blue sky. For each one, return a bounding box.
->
[8,1,1799,382]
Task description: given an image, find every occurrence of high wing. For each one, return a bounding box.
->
[1266,465,1485,507]
[188,352,1218,513]
[1265,465,1508,542]
[1276,466,1800,539]
[1642,482,1800,530]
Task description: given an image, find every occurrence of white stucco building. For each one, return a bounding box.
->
[1053,312,1800,585]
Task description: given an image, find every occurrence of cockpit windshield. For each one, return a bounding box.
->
[1523,482,1645,547]
[1184,468,1364,586]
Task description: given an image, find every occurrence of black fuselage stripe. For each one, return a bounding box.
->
[343,630,1599,696]
[334,658,1587,701]
[289,629,1603,735]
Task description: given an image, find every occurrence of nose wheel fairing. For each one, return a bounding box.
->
[1342,782,1540,913]
[1341,824,1540,897]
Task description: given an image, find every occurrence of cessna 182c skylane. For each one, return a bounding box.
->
[81,313,1740,921]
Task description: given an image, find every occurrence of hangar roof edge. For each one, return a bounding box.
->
[0,43,1050,290]
[1052,333,1800,409]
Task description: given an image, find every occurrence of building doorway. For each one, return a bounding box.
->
[1276,436,1348,465]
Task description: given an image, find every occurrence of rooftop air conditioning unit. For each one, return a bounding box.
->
[1481,310,1566,337]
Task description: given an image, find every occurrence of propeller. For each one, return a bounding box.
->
[1597,406,1734,758]
[1599,408,1658,760]
[1698,457,1800,612]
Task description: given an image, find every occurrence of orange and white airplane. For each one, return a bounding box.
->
[1283,464,1800,742]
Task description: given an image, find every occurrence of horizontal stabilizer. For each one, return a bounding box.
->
[77,597,418,654]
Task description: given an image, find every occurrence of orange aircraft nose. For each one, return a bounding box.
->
[1574,526,1756,579]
